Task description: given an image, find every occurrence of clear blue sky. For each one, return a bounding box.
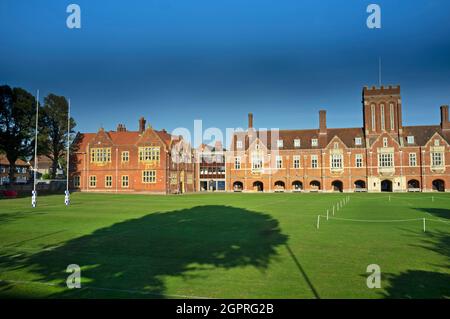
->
[1,0,449,146]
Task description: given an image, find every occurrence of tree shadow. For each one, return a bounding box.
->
[382,229,450,299]
[0,205,288,298]
[414,207,450,220]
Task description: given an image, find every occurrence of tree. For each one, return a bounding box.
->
[0,85,37,184]
[40,94,76,179]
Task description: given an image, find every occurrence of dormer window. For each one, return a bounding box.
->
[277,139,283,148]
[311,138,318,147]
[237,141,243,149]
[407,136,415,144]
[355,137,362,146]
[294,139,301,148]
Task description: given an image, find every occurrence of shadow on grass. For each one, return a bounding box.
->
[382,229,450,299]
[0,205,288,298]
[414,207,450,220]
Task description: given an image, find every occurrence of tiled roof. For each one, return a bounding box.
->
[0,154,29,166]
[232,125,448,151]
[233,127,365,150]
[74,128,178,152]
[402,125,450,146]
[326,128,366,148]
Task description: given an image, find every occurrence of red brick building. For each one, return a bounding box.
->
[0,155,31,185]
[226,86,450,192]
[72,117,195,194]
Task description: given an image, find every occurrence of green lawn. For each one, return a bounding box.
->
[0,192,449,299]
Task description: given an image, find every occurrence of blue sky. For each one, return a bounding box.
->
[1,0,449,146]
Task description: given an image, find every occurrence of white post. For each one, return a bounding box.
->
[316,215,320,230]
[423,218,426,232]
[65,98,71,207]
[32,89,39,208]
[326,209,329,221]
[332,205,335,216]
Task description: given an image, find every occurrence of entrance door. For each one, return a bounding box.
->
[381,180,393,192]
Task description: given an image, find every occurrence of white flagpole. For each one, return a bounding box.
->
[65,99,71,206]
[32,90,39,208]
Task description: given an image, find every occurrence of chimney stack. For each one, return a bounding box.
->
[116,124,127,132]
[441,105,449,130]
[139,117,146,133]
[248,113,253,129]
[319,110,327,134]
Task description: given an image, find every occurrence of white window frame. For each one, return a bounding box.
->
[355,137,362,146]
[294,139,301,148]
[139,146,160,162]
[378,153,393,168]
[121,151,129,162]
[277,139,283,148]
[236,140,243,149]
[407,136,415,144]
[331,154,343,169]
[234,157,241,170]
[311,139,318,147]
[293,155,300,169]
[251,152,263,170]
[142,170,156,183]
[276,155,283,169]
[105,175,113,188]
[380,104,385,131]
[121,175,129,188]
[409,153,417,167]
[431,152,444,168]
[311,155,318,168]
[383,137,388,148]
[355,154,363,168]
[89,175,97,188]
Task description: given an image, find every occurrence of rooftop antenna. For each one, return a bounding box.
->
[378,56,382,87]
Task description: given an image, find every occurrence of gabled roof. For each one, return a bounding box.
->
[74,128,176,152]
[326,128,366,148]
[402,125,450,146]
[232,127,365,150]
[0,154,29,166]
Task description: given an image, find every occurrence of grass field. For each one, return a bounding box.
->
[0,192,449,299]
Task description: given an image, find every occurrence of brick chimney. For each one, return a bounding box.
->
[116,124,127,132]
[248,113,253,129]
[441,105,449,130]
[139,117,146,133]
[319,110,327,134]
